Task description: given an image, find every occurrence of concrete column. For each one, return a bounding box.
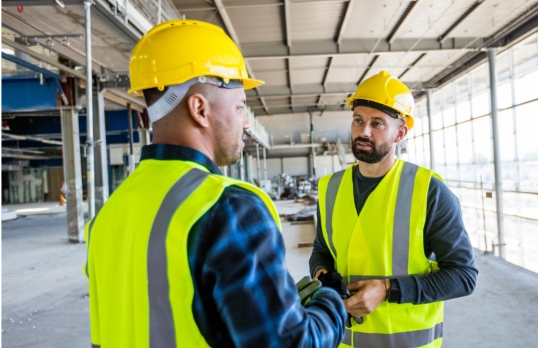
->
[84,0,96,219]
[263,147,267,181]
[93,86,109,214]
[309,111,316,177]
[127,104,135,175]
[138,128,151,147]
[256,143,261,183]
[60,107,85,243]
[426,89,435,170]
[487,48,506,259]
[239,150,245,181]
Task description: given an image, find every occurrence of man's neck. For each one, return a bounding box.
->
[357,153,397,178]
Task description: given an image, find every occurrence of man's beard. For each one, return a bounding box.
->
[351,136,393,164]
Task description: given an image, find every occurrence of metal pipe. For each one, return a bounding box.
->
[426,89,435,170]
[487,48,506,259]
[256,143,261,183]
[309,111,316,177]
[239,150,245,181]
[263,147,267,181]
[84,0,96,219]
[127,103,135,174]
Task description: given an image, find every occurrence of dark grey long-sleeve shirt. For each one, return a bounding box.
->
[309,165,478,304]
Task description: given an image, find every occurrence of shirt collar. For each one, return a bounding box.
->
[140,144,222,175]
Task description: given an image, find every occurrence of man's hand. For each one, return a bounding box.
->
[313,269,327,281]
[343,279,389,317]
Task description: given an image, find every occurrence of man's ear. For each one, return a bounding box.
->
[394,123,408,143]
[186,93,210,128]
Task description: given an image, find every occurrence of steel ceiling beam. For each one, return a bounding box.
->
[386,0,420,44]
[438,1,485,43]
[242,37,486,60]
[213,0,269,114]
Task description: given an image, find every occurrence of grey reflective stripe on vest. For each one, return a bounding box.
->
[85,218,96,277]
[324,169,346,257]
[147,169,209,348]
[392,162,419,277]
[351,322,443,348]
[343,329,352,345]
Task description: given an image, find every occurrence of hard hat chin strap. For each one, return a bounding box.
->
[147,76,243,123]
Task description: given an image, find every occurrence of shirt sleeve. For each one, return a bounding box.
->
[188,186,346,348]
[309,204,336,278]
[396,177,478,304]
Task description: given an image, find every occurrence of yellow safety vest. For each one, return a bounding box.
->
[84,159,281,347]
[318,159,443,348]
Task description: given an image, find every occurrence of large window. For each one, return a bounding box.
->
[402,33,538,274]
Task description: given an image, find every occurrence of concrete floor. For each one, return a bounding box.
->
[2,201,538,347]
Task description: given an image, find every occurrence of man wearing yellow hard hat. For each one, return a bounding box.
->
[310,71,477,347]
[84,20,347,347]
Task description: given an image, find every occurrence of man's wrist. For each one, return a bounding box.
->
[386,279,401,303]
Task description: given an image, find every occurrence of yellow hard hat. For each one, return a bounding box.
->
[128,20,263,95]
[345,70,415,129]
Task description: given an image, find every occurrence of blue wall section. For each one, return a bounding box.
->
[2,109,142,167]
[2,75,59,112]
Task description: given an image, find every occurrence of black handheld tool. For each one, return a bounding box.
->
[318,271,363,327]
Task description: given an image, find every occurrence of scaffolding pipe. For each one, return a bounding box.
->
[127,103,135,174]
[263,147,267,181]
[256,143,261,183]
[487,48,506,259]
[426,88,435,171]
[84,1,96,219]
[239,150,245,181]
[309,111,316,177]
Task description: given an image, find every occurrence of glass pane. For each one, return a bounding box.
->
[456,100,471,123]
[498,109,515,162]
[456,75,469,102]
[497,52,510,83]
[476,163,495,185]
[459,163,474,182]
[496,83,512,109]
[473,117,492,163]
[407,139,416,163]
[436,165,447,179]
[457,122,473,164]
[443,83,455,105]
[501,162,517,191]
[513,33,538,78]
[443,106,456,127]
[446,164,459,181]
[444,126,457,164]
[433,130,445,166]
[471,66,488,95]
[432,113,443,130]
[414,115,423,136]
[408,124,415,139]
[514,70,538,105]
[515,101,538,161]
[433,91,442,114]
[472,92,490,117]
[423,116,429,134]
[518,161,538,192]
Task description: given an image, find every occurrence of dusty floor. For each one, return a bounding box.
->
[2,201,538,347]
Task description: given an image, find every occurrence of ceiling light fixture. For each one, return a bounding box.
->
[55,0,65,8]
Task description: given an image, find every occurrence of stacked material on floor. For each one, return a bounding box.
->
[286,207,316,222]
[2,208,17,221]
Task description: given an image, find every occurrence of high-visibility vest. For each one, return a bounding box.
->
[318,160,444,348]
[84,159,281,347]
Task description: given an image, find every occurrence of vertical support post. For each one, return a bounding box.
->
[263,147,267,181]
[127,103,135,174]
[60,107,85,243]
[84,0,96,219]
[157,0,162,24]
[426,89,435,171]
[487,48,505,259]
[93,85,109,214]
[239,150,245,181]
[309,111,316,177]
[256,143,261,183]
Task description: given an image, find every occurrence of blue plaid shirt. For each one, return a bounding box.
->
[141,144,346,348]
